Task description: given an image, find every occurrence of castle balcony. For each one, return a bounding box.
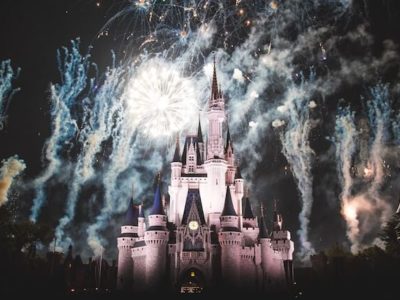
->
[204,158,227,166]
[180,251,208,263]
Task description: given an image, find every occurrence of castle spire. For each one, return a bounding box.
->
[243,196,254,219]
[259,203,268,238]
[225,125,233,153]
[124,198,139,226]
[197,117,204,143]
[211,56,219,101]
[221,186,237,216]
[150,175,164,215]
[172,135,181,162]
[259,215,269,239]
[235,165,243,180]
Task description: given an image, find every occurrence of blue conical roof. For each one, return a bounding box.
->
[150,182,164,215]
[124,198,139,226]
[221,186,237,217]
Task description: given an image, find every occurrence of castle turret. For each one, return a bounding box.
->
[242,196,259,245]
[234,166,244,219]
[219,186,242,287]
[138,203,145,237]
[270,201,295,285]
[169,136,182,224]
[144,180,169,288]
[117,198,139,291]
[258,210,277,291]
[207,59,225,160]
[197,119,205,162]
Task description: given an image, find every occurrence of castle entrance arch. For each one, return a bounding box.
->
[178,268,205,294]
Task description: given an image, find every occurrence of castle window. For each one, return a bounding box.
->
[189,166,194,173]
[188,155,194,162]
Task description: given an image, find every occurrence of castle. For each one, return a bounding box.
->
[116,63,294,293]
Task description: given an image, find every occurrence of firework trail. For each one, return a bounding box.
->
[30,39,91,222]
[0,60,20,130]
[0,156,26,207]
[335,106,359,252]
[363,84,393,247]
[336,85,394,253]
[55,59,127,248]
[272,78,316,261]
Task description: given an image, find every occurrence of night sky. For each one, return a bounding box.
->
[1,0,400,262]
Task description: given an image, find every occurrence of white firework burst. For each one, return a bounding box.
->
[124,58,198,140]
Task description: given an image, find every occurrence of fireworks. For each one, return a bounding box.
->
[123,57,198,140]
[8,0,399,260]
[0,60,20,130]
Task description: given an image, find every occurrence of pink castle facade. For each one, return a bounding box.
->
[116,63,294,293]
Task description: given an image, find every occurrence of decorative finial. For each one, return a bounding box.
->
[274,199,278,212]
[260,203,264,217]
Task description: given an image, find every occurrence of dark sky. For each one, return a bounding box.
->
[1,0,400,261]
[0,0,118,175]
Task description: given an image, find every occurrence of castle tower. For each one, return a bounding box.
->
[169,136,182,224]
[138,204,145,237]
[218,186,242,287]
[242,196,259,245]
[206,59,225,160]
[144,180,169,288]
[117,198,139,291]
[258,209,277,291]
[204,62,228,217]
[234,166,244,219]
[271,202,295,285]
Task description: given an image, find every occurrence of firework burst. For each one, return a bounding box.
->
[124,57,198,140]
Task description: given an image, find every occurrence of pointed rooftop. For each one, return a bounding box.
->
[181,189,206,225]
[221,186,237,217]
[243,197,255,219]
[259,216,269,239]
[211,57,219,100]
[150,177,164,215]
[124,198,139,226]
[172,135,181,163]
[225,126,233,153]
[197,119,204,143]
[235,166,243,180]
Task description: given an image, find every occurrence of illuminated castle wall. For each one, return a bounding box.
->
[116,63,294,293]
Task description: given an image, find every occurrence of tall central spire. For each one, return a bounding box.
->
[211,57,219,101]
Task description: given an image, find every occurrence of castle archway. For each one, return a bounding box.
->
[178,268,205,294]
